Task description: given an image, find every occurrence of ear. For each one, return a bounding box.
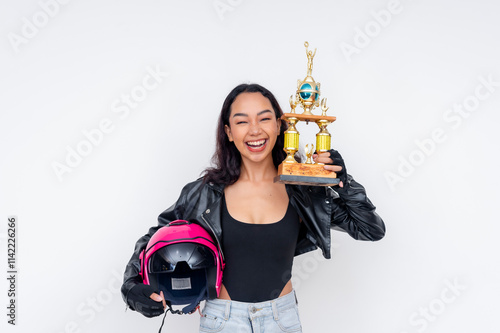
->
[276,120,281,135]
[224,124,233,142]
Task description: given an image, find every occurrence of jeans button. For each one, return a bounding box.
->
[250,307,257,314]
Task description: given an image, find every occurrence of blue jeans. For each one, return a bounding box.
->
[199,290,302,333]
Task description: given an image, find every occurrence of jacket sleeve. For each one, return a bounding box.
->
[329,174,385,241]
[120,193,186,307]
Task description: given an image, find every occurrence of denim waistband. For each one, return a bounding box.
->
[204,289,298,320]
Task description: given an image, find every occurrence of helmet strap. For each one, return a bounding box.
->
[156,302,183,333]
[181,287,206,314]
[156,299,203,333]
[157,309,168,333]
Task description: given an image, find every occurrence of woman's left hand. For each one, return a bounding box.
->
[313,149,346,188]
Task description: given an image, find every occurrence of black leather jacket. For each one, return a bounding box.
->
[121,174,385,305]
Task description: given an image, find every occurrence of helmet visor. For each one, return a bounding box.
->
[149,242,215,274]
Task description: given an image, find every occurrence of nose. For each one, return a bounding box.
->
[249,122,262,135]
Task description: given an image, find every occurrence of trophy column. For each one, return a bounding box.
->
[283,116,299,163]
[315,120,331,156]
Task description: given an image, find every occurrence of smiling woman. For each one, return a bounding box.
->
[203,84,292,185]
[121,83,385,333]
[224,93,281,167]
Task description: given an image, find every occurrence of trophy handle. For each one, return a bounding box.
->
[320,98,329,116]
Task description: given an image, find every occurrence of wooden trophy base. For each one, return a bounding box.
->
[274,162,339,186]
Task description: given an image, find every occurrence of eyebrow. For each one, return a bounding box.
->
[232,110,273,118]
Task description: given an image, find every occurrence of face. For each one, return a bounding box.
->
[225,92,281,165]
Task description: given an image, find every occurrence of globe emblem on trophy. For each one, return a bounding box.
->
[298,82,319,103]
[295,42,322,115]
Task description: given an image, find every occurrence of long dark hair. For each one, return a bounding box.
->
[202,83,288,185]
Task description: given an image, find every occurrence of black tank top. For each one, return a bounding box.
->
[221,194,300,302]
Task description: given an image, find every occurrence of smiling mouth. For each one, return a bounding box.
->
[245,139,268,152]
[246,139,267,148]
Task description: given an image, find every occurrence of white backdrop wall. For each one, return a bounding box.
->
[1,0,499,332]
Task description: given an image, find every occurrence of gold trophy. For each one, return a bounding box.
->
[274,42,339,186]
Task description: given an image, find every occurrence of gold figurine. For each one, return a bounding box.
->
[304,144,314,164]
[305,42,316,77]
[274,42,339,186]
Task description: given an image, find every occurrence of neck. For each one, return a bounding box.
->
[239,156,277,183]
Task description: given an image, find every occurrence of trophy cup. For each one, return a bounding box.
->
[274,42,339,186]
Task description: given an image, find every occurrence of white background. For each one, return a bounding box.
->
[1,0,499,332]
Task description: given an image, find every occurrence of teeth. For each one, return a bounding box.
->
[247,140,266,146]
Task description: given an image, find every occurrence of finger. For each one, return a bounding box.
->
[315,157,333,164]
[150,292,163,303]
[339,180,344,188]
[160,291,166,310]
[324,164,343,172]
[315,152,334,164]
[318,152,330,158]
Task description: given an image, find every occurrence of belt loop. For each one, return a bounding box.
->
[271,301,279,321]
[224,300,230,320]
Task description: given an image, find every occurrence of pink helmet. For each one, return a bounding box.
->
[139,220,224,314]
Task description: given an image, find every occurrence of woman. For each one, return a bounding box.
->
[121,83,385,332]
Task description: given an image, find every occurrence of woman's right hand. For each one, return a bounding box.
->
[313,149,347,188]
[126,284,166,318]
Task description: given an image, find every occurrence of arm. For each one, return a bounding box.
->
[330,174,385,241]
[121,193,186,312]
[314,149,386,241]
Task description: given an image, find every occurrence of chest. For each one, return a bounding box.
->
[223,183,289,224]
